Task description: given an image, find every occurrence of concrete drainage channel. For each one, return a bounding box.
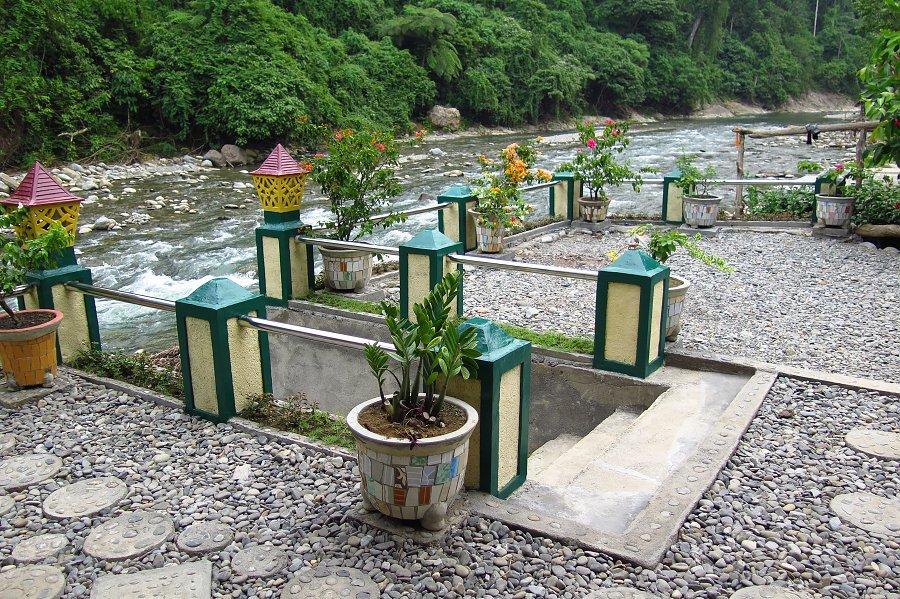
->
[268,302,778,567]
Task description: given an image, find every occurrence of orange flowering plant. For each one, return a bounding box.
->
[470,141,551,229]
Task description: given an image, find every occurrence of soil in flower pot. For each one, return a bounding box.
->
[357,401,468,440]
[0,311,56,330]
[578,196,610,223]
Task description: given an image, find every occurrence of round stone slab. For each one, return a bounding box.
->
[730,586,813,599]
[231,545,288,578]
[42,476,128,518]
[0,565,66,599]
[0,433,15,455]
[0,495,14,516]
[845,428,900,459]
[12,533,69,563]
[0,454,62,491]
[585,588,656,599]
[282,566,379,599]
[83,510,174,560]
[176,521,234,554]
[830,492,900,538]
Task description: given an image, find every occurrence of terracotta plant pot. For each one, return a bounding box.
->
[815,194,854,227]
[577,196,610,223]
[320,247,373,292]
[469,210,505,253]
[683,195,721,228]
[347,396,478,531]
[666,274,690,342]
[0,309,63,389]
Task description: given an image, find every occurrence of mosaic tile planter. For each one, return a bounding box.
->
[815,194,854,227]
[682,195,721,228]
[577,197,610,223]
[320,247,372,292]
[0,310,62,389]
[469,211,505,254]
[666,274,690,342]
[347,396,478,531]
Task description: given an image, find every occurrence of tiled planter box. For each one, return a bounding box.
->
[578,197,610,223]
[0,309,62,389]
[320,247,372,292]
[666,274,690,342]
[815,194,854,227]
[469,211,505,253]
[683,195,721,228]
[347,396,478,531]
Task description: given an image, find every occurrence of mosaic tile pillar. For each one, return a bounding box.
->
[443,318,532,498]
[593,250,669,379]
[256,212,314,305]
[176,278,272,423]
[399,229,463,320]
[661,168,687,224]
[437,184,478,253]
[550,172,582,220]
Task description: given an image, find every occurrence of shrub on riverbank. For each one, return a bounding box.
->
[746,187,816,218]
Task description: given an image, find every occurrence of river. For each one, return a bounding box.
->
[73,111,857,352]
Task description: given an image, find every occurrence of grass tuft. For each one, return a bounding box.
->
[242,393,355,450]
[69,346,185,398]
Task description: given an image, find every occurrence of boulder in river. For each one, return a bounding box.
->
[427,105,461,131]
[220,144,249,166]
[92,216,113,231]
[203,149,226,167]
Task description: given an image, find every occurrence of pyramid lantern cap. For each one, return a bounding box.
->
[1,162,82,207]
[251,144,309,177]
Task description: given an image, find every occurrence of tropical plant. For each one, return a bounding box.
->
[311,129,406,241]
[470,141,551,229]
[379,5,462,80]
[558,119,642,201]
[857,7,899,168]
[850,174,900,226]
[796,160,823,174]
[614,224,733,272]
[675,155,718,197]
[364,270,480,426]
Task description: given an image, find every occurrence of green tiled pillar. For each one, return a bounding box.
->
[661,168,687,224]
[437,184,479,253]
[256,212,314,305]
[593,250,669,379]
[399,229,463,320]
[176,278,272,423]
[444,317,531,499]
[550,171,582,221]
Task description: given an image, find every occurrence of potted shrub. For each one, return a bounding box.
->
[676,155,721,228]
[0,207,72,389]
[559,118,642,223]
[470,142,551,253]
[815,162,855,228]
[614,225,732,341]
[311,129,405,291]
[349,271,481,530]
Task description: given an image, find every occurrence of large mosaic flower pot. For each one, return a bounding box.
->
[815,194,854,227]
[320,247,373,292]
[347,396,478,531]
[577,197,610,223]
[683,195,721,228]
[469,210,505,253]
[0,309,63,389]
[666,274,690,342]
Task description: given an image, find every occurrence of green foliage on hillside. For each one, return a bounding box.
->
[0,0,876,166]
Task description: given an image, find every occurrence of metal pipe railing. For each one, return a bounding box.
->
[0,284,33,301]
[448,253,597,281]
[521,181,557,192]
[65,282,176,312]
[308,202,452,233]
[294,237,400,255]
[239,315,393,351]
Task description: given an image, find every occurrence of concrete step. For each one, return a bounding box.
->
[527,434,582,477]
[532,407,640,487]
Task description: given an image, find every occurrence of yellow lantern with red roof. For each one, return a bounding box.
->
[250,144,311,221]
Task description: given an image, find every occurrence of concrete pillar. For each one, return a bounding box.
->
[176,278,272,423]
[593,250,669,379]
[443,317,532,499]
[437,184,478,253]
[661,169,687,224]
[550,172,582,220]
[255,212,314,304]
[399,230,462,320]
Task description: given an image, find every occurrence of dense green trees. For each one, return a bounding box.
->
[0,0,879,166]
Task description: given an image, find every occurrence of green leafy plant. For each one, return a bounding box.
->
[746,187,815,217]
[858,12,900,167]
[243,392,354,449]
[675,155,718,197]
[364,270,480,426]
[619,225,733,272]
[559,119,642,201]
[796,160,823,174]
[69,347,185,399]
[470,141,551,229]
[851,175,900,226]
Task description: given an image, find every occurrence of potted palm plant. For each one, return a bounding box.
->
[560,118,642,222]
[0,207,71,389]
[349,270,481,531]
[469,141,551,253]
[676,155,721,228]
[815,162,855,228]
[311,129,405,291]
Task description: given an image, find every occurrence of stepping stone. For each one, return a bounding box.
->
[585,589,655,599]
[830,492,900,538]
[845,428,900,459]
[0,433,15,454]
[83,510,174,560]
[90,560,212,598]
[43,477,128,518]
[231,545,288,578]
[282,566,379,599]
[0,565,66,599]
[0,495,13,516]
[176,522,233,554]
[0,454,62,491]
[12,533,69,563]
[729,586,813,598]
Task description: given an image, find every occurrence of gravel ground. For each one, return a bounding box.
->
[455,228,899,381]
[0,374,897,598]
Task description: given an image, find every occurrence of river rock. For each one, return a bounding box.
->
[0,172,19,189]
[80,177,99,191]
[0,180,8,193]
[443,170,464,177]
[92,216,113,231]
[202,149,226,167]
[201,159,213,168]
[428,105,461,130]
[429,148,446,157]
[221,144,249,165]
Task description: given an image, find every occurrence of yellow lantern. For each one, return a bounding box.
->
[250,144,310,220]
[0,161,82,246]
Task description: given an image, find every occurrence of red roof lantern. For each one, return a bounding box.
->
[1,162,82,243]
[250,144,311,215]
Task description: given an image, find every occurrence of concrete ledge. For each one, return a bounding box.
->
[504,219,570,247]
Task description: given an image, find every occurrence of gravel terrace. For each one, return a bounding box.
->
[457,228,899,382]
[0,374,897,598]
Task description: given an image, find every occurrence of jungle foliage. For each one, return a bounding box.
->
[0,0,878,166]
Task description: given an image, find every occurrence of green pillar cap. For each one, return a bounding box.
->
[438,184,475,199]
[552,171,574,180]
[404,228,459,251]
[179,277,257,308]
[604,250,668,278]
[664,168,682,180]
[459,317,527,360]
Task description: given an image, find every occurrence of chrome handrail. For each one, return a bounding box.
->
[448,254,597,281]
[239,315,393,351]
[308,202,452,233]
[64,282,176,312]
[521,181,557,192]
[294,237,400,255]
